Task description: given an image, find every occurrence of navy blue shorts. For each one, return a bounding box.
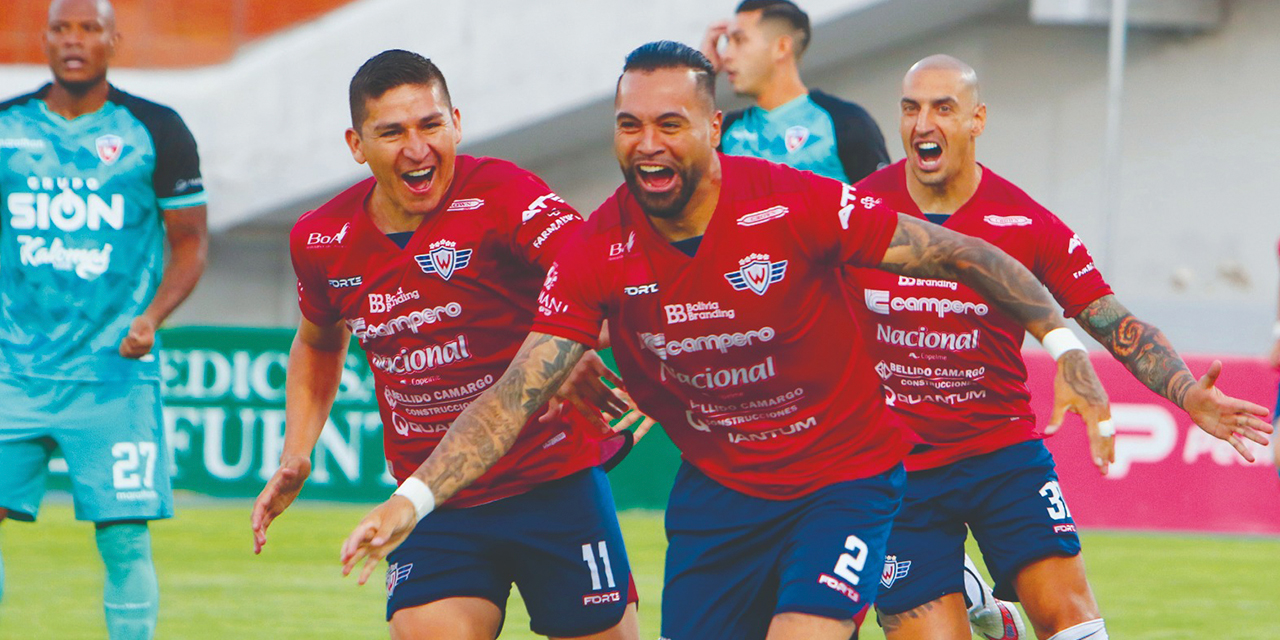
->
[661,462,905,640]
[875,440,1081,615]
[384,467,632,637]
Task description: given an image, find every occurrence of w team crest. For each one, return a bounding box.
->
[95,134,123,165]
[415,239,472,280]
[784,125,809,152]
[881,555,911,589]
[386,562,413,597]
[725,253,787,296]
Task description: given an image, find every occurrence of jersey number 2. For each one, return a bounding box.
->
[834,535,869,585]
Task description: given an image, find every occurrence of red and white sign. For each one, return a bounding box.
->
[1025,351,1280,534]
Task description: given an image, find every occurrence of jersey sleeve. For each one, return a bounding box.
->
[796,172,899,268]
[1031,214,1113,318]
[142,110,205,210]
[288,224,342,326]
[529,227,609,348]
[810,91,890,184]
[506,176,584,272]
[115,91,207,210]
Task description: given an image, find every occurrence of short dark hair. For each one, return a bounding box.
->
[736,0,811,57]
[619,41,716,105]
[348,49,451,129]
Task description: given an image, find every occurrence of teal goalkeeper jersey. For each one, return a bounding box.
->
[0,84,206,381]
[721,89,889,185]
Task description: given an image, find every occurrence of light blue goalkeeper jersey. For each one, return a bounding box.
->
[721,89,889,185]
[0,84,206,382]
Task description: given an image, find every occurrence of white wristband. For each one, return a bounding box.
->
[393,477,435,522]
[1272,321,1280,339]
[1096,419,1116,438]
[1042,327,1086,361]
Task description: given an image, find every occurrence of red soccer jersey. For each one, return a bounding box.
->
[848,161,1113,471]
[290,155,614,508]
[532,154,912,500]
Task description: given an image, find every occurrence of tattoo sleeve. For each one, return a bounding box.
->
[1075,294,1195,408]
[409,332,587,504]
[877,214,1063,339]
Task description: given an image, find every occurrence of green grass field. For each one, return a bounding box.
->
[2,498,1278,639]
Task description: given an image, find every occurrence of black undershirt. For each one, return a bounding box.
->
[387,231,414,249]
[924,213,950,226]
[670,235,703,258]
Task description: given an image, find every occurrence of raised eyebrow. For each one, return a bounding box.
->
[931,97,961,108]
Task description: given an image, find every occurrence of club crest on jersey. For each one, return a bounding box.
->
[881,555,911,589]
[784,125,809,152]
[386,562,413,597]
[725,253,787,296]
[415,239,472,280]
[95,134,123,165]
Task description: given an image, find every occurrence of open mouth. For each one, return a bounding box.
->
[914,141,943,169]
[402,167,435,193]
[635,163,677,192]
[62,55,86,70]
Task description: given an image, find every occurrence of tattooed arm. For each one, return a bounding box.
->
[876,214,1111,438]
[339,332,588,584]
[1075,294,1271,459]
[878,214,1063,339]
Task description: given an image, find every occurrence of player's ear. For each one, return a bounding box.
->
[774,33,793,65]
[107,27,121,59]
[451,107,462,145]
[710,109,723,149]
[345,128,366,165]
[971,103,987,138]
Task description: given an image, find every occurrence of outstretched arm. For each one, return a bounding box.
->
[878,214,1061,339]
[410,332,587,503]
[876,213,1111,440]
[1076,294,1271,459]
[339,332,588,584]
[251,316,349,553]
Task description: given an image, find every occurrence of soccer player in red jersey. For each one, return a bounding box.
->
[851,55,1272,640]
[250,50,638,640]
[338,42,1113,640]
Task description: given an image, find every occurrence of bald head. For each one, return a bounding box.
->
[905,54,980,106]
[48,0,116,30]
[899,54,987,192]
